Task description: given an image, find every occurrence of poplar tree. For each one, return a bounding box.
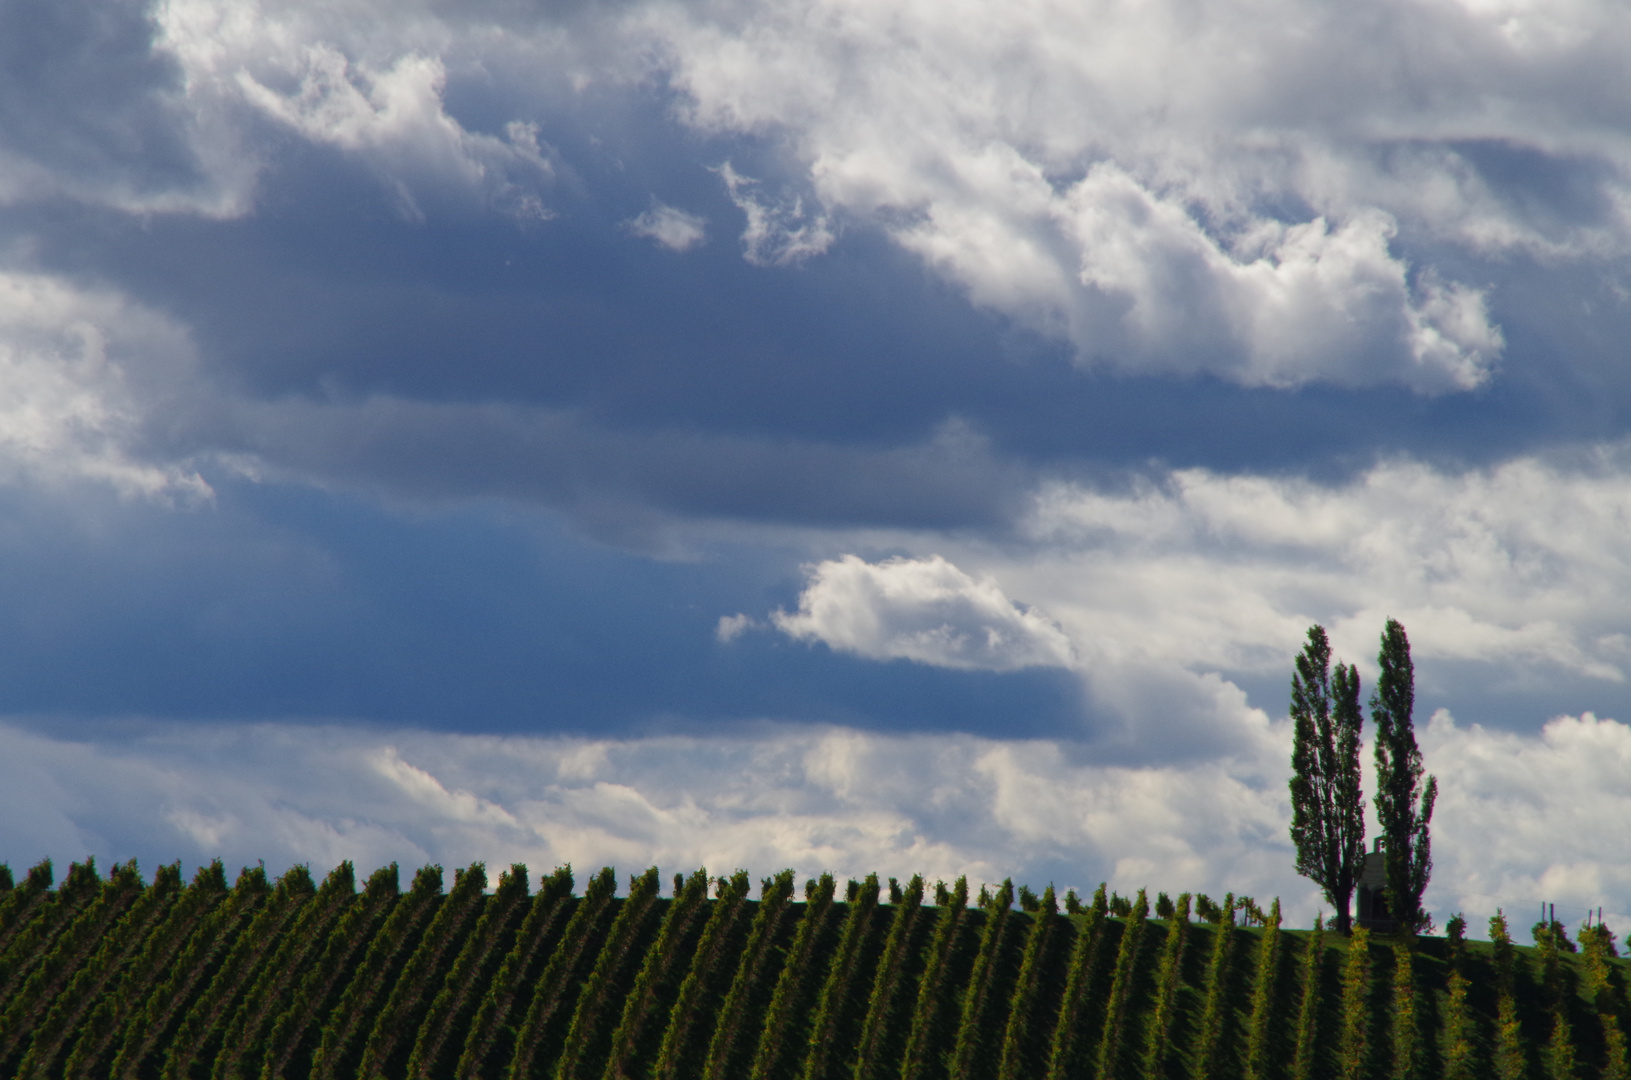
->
[1371,619,1437,934]
[1289,624,1366,933]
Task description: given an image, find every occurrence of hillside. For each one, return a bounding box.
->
[0,857,1623,1080]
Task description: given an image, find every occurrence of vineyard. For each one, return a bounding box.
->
[0,858,1626,1080]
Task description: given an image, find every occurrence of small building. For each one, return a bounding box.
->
[1355,837,1397,932]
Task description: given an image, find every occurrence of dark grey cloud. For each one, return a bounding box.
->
[0,0,241,211]
[1,0,1631,764]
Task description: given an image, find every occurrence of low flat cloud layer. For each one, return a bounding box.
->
[2,713,1625,937]
[0,0,1628,914]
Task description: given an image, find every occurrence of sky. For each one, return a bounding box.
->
[4,0,1631,936]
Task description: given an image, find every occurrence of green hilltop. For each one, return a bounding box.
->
[0,856,1624,1080]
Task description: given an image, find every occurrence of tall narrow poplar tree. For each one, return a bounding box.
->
[1289,624,1366,934]
[1371,619,1438,935]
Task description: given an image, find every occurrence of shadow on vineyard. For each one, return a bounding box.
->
[0,856,1626,1080]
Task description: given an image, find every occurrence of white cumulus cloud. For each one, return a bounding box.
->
[739,447,1631,755]
[621,0,1631,390]
[771,554,1074,671]
[624,202,708,251]
[1012,453,1631,687]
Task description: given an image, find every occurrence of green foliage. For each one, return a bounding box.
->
[1583,921,1629,1080]
[455,865,574,1080]
[4,858,156,1078]
[111,862,269,1080]
[1338,925,1373,1080]
[1441,915,1476,1080]
[405,863,527,1080]
[802,874,884,1080]
[0,857,102,1009]
[358,862,488,1080]
[1442,969,1476,1080]
[853,874,926,1080]
[1290,916,1326,1080]
[210,859,361,1080]
[948,878,1014,1080]
[159,861,315,1080]
[61,861,228,1079]
[1390,940,1420,1080]
[505,867,619,1080]
[1243,898,1281,1080]
[1141,892,1189,1080]
[1289,624,1367,934]
[1371,619,1437,934]
[1046,882,1109,1080]
[1533,921,1578,1080]
[996,884,1060,1080]
[309,863,442,1080]
[1490,911,1528,1080]
[750,873,838,1080]
[599,867,710,1080]
[0,859,52,963]
[1096,888,1150,1080]
[651,869,753,1080]
[702,871,797,1080]
[901,876,970,1080]
[554,867,663,1080]
[7,854,1631,1080]
[1194,895,1238,1080]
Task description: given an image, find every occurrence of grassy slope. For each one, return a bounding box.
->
[0,859,1625,1080]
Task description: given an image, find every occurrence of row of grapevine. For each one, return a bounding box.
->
[4,855,1631,1080]
[0,860,103,1006]
[751,873,839,1080]
[210,860,364,1080]
[457,866,576,1080]
[407,864,532,1080]
[997,884,1064,1080]
[650,869,754,1080]
[901,876,972,1080]
[600,868,712,1080]
[61,862,232,1079]
[262,862,404,1080]
[161,862,316,1080]
[801,873,885,1080]
[1241,899,1282,1080]
[1141,892,1190,1080]
[3,861,163,1078]
[110,864,271,1079]
[359,863,491,1080]
[554,867,665,1080]
[949,880,1016,1080]
[1046,883,1110,1080]
[701,870,797,1080]
[853,875,928,1080]
[505,866,621,1080]
[1192,896,1237,1080]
